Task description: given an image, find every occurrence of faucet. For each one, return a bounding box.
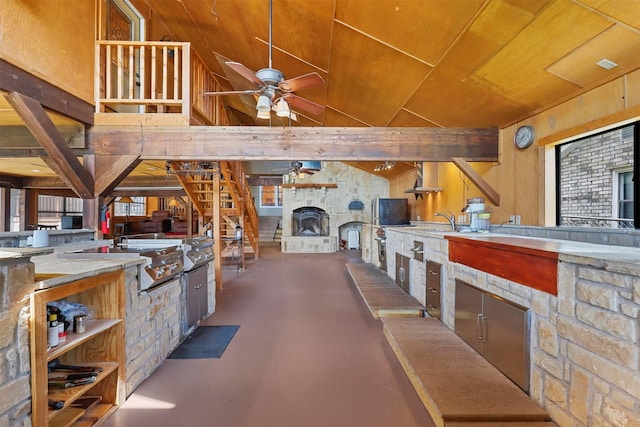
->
[435,211,456,231]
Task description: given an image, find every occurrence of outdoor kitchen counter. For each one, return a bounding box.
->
[387,226,640,265]
[30,241,145,289]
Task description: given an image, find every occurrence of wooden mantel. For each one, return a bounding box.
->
[282,183,338,188]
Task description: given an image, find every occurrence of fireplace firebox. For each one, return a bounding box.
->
[292,207,329,236]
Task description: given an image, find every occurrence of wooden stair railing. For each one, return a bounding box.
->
[168,160,260,262]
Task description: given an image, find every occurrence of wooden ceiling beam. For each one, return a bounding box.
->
[452,157,500,206]
[0,59,94,125]
[90,126,498,162]
[5,92,94,198]
[94,155,141,196]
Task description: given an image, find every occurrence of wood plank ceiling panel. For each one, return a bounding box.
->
[405,33,528,127]
[335,0,485,65]
[388,109,438,128]
[404,0,537,127]
[547,25,640,87]
[327,23,432,126]
[268,0,335,72]
[578,0,640,28]
[474,1,613,106]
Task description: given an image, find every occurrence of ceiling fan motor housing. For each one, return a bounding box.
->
[257,68,284,86]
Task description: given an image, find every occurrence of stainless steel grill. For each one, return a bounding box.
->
[182,236,214,270]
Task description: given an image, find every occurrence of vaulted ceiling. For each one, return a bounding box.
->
[2,0,640,182]
[131,0,640,128]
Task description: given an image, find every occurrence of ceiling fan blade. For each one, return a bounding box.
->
[203,89,261,96]
[278,72,324,92]
[225,61,263,86]
[282,93,324,116]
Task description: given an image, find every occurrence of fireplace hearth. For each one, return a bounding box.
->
[292,207,329,236]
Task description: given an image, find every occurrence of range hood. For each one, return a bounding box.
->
[404,162,442,193]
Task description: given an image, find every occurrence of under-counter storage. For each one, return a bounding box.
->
[185,264,209,331]
[30,270,125,427]
[395,253,411,294]
[454,279,530,392]
[425,261,442,320]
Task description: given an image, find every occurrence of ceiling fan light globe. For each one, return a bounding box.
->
[256,110,271,120]
[275,99,291,117]
[256,95,272,112]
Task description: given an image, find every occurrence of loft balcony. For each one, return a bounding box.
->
[94,40,229,126]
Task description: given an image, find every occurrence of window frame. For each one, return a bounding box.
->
[260,185,283,208]
[555,121,637,229]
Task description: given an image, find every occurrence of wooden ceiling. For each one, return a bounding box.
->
[131,0,640,128]
[2,0,640,182]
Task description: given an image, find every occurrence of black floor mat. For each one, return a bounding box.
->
[168,325,240,359]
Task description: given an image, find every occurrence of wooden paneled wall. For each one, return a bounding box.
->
[0,0,95,103]
[392,69,640,227]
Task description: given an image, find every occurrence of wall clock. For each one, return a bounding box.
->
[514,125,535,149]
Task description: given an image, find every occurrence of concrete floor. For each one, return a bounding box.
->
[102,246,435,427]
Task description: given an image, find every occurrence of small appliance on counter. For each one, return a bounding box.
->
[371,198,410,226]
[461,197,490,231]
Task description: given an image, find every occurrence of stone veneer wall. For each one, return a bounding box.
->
[386,229,640,426]
[281,162,389,253]
[124,267,182,395]
[0,257,34,427]
[0,230,95,248]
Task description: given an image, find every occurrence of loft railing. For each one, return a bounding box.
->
[95,40,227,125]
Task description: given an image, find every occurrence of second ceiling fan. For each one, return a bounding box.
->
[205,0,324,119]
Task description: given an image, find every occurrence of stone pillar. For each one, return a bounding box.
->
[0,255,36,426]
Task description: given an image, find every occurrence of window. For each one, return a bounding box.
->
[556,122,637,229]
[616,170,634,225]
[114,197,146,216]
[37,195,83,228]
[260,186,283,207]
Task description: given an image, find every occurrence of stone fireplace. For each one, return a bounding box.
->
[281,162,389,253]
[292,207,329,236]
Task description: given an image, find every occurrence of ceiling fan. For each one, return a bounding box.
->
[204,0,324,119]
[273,161,320,176]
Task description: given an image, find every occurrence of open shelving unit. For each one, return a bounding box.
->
[30,269,125,427]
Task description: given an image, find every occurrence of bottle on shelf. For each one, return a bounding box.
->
[48,313,59,347]
[57,314,66,343]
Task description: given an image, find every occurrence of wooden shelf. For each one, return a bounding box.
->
[48,362,118,416]
[30,269,125,427]
[47,320,122,361]
[281,183,337,188]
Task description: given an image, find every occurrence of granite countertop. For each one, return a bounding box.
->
[0,247,54,259]
[31,240,145,289]
[384,226,640,266]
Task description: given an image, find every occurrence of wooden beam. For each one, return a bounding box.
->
[90,126,499,161]
[0,58,94,124]
[452,157,500,206]
[0,124,85,149]
[94,155,141,196]
[281,183,338,188]
[213,172,222,290]
[0,174,23,188]
[110,189,186,197]
[6,92,94,198]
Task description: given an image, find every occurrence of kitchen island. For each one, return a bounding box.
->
[373,225,640,427]
[0,239,215,426]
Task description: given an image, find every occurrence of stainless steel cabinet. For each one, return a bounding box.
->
[395,253,411,294]
[425,261,442,320]
[455,279,530,392]
[186,265,209,329]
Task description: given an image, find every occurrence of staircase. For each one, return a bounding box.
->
[168,161,260,280]
[259,216,282,244]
